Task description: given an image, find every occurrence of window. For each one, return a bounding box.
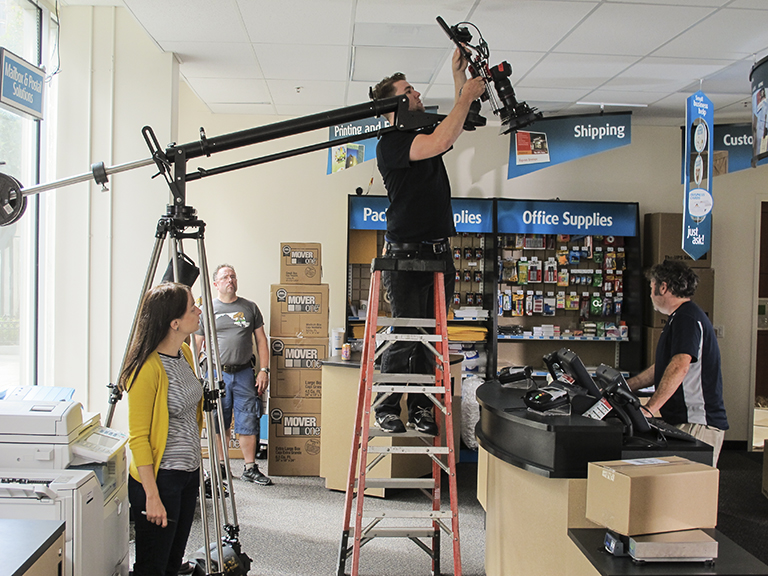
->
[0,0,54,388]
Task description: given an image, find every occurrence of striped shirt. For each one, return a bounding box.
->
[158,351,203,471]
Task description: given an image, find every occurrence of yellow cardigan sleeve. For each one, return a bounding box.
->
[127,353,166,472]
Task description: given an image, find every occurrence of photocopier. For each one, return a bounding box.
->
[0,395,130,576]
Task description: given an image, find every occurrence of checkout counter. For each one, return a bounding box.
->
[475,378,715,576]
[319,352,463,496]
[0,398,129,576]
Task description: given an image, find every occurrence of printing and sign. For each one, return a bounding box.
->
[508,112,631,179]
[497,199,638,236]
[0,48,44,120]
[326,117,388,174]
[348,195,493,233]
[683,91,714,261]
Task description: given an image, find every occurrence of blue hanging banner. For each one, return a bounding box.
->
[348,195,494,233]
[497,199,637,236]
[326,117,388,175]
[712,123,768,174]
[683,91,714,261]
[507,112,631,179]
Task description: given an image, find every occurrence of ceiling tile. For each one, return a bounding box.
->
[602,57,734,93]
[162,42,262,79]
[554,3,716,56]
[123,0,249,43]
[352,46,445,83]
[469,0,599,52]
[353,0,475,26]
[187,78,272,104]
[254,44,350,81]
[237,0,354,45]
[676,59,755,94]
[654,7,768,60]
[520,53,639,89]
[266,80,348,107]
[353,22,449,48]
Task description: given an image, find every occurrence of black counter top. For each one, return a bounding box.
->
[476,380,713,479]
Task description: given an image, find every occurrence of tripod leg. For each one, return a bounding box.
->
[106,229,168,427]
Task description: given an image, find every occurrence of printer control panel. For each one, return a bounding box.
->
[72,426,127,463]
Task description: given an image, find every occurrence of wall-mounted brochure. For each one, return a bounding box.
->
[508,112,631,179]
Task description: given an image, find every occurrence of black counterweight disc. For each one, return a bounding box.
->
[0,173,27,227]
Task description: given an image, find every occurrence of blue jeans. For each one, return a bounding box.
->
[216,368,262,441]
[377,250,455,419]
[130,469,199,576]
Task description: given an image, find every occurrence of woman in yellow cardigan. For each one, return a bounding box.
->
[119,282,203,576]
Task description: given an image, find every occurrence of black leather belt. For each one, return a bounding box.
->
[221,363,251,374]
[385,238,451,255]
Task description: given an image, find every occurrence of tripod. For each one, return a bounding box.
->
[112,200,250,575]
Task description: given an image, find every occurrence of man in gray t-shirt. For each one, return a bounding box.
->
[196,264,272,486]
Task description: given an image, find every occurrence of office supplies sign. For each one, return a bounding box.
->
[683,91,713,261]
[0,49,44,120]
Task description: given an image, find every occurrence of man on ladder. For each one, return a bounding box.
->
[369,49,486,436]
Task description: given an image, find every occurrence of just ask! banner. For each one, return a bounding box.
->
[508,112,631,179]
[683,91,714,261]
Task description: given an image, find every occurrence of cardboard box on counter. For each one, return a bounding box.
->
[268,397,321,476]
[280,242,322,284]
[269,337,326,398]
[586,456,719,536]
[643,213,711,269]
[270,284,329,338]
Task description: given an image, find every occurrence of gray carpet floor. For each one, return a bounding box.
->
[183,458,486,576]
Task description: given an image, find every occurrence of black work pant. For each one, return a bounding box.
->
[376,250,455,420]
[130,468,199,576]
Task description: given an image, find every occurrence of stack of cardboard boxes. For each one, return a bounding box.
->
[643,213,714,366]
[267,243,328,476]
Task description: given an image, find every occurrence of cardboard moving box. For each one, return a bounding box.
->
[269,337,326,398]
[268,397,321,476]
[586,456,719,536]
[270,284,330,338]
[643,213,711,268]
[280,242,322,284]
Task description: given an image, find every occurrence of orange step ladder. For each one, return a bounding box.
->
[337,257,462,576]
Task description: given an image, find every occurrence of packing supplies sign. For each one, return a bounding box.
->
[683,91,714,261]
[326,118,388,174]
[347,194,493,234]
[508,112,631,179]
[0,48,44,120]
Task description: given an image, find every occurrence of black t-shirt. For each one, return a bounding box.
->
[654,300,728,430]
[376,128,456,242]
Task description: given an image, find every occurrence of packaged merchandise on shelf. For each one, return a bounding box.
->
[280,242,322,284]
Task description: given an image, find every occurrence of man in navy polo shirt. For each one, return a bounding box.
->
[628,260,728,465]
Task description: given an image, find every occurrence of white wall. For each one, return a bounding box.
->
[49,6,766,441]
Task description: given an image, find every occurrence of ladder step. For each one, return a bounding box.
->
[372,386,445,395]
[368,428,432,438]
[377,317,436,328]
[355,527,439,539]
[372,373,436,384]
[361,478,435,489]
[363,510,453,520]
[378,333,442,343]
[367,446,449,455]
